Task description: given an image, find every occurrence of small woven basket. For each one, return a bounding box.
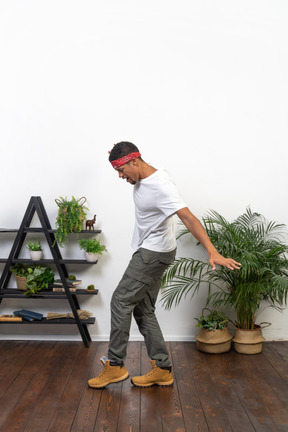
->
[15,275,27,291]
[196,327,233,354]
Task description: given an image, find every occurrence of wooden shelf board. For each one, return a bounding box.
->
[0,317,96,324]
[0,228,102,234]
[10,259,98,265]
[0,288,99,298]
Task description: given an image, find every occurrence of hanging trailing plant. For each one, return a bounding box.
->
[54,196,89,247]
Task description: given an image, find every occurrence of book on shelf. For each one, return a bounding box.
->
[52,287,77,292]
[13,309,43,321]
[0,314,22,322]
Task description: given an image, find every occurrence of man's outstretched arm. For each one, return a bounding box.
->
[176,207,241,271]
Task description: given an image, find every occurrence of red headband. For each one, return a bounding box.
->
[110,152,141,169]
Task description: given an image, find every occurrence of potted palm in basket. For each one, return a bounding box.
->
[161,208,288,354]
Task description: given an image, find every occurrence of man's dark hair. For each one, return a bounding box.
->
[109,141,142,162]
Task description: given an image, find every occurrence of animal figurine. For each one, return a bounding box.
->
[86,215,96,230]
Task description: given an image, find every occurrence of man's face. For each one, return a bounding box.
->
[116,161,138,185]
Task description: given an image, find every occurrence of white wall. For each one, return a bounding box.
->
[0,0,287,342]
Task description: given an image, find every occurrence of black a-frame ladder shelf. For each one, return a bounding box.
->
[0,196,102,347]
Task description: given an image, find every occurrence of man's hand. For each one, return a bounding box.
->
[209,251,241,271]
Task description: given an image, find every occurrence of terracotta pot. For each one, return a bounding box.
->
[195,327,233,354]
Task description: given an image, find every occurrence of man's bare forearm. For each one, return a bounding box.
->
[176,207,241,271]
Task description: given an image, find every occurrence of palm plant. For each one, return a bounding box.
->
[161,208,288,329]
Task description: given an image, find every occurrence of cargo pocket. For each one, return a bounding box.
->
[139,248,158,265]
[122,270,154,303]
[125,268,153,285]
[158,249,176,266]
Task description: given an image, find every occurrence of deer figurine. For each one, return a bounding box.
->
[86,215,96,230]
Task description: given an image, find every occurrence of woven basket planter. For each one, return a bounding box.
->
[195,327,233,354]
[15,275,27,291]
[232,324,270,354]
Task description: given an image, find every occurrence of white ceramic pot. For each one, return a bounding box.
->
[85,252,98,262]
[29,250,43,261]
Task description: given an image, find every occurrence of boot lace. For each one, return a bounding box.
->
[97,363,109,378]
[143,365,158,378]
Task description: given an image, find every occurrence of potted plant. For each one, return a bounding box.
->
[161,208,288,354]
[10,264,55,297]
[78,238,107,262]
[27,240,43,260]
[24,265,55,297]
[10,264,28,291]
[194,309,232,354]
[86,284,96,292]
[54,196,89,247]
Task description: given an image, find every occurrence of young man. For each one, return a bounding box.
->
[88,142,241,389]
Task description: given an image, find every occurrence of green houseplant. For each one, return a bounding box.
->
[161,208,288,352]
[27,240,42,260]
[9,263,28,290]
[78,238,107,262]
[27,240,42,251]
[54,196,89,247]
[195,309,229,331]
[194,308,232,353]
[10,264,55,297]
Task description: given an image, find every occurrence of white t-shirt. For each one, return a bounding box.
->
[131,168,187,252]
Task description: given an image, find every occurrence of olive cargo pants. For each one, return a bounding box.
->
[108,247,176,368]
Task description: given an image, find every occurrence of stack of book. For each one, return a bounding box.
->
[52,278,82,292]
[13,309,43,321]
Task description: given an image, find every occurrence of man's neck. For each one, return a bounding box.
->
[138,161,157,180]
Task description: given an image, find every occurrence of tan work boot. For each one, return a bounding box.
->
[88,356,129,389]
[131,360,174,387]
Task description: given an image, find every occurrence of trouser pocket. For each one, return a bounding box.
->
[137,248,176,279]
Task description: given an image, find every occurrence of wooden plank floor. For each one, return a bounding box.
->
[0,341,288,432]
